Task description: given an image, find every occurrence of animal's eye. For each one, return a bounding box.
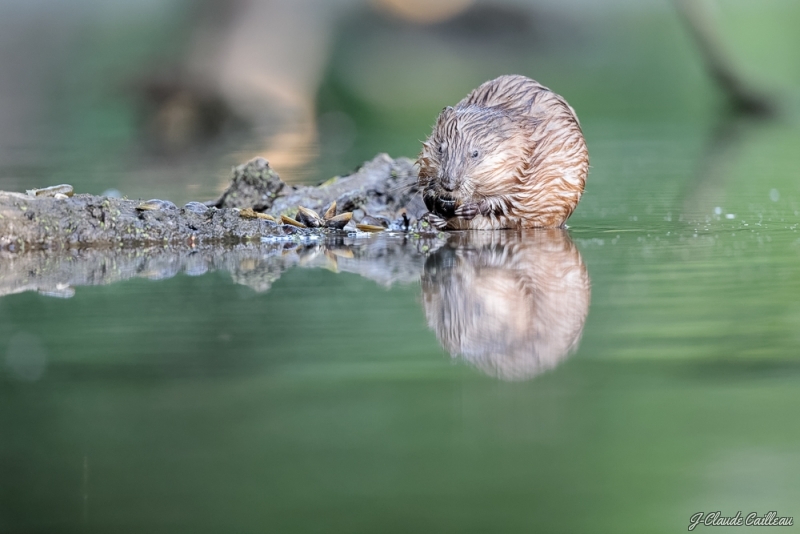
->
[438,144,444,154]
[471,150,479,158]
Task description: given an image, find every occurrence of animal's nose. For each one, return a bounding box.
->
[442,180,455,192]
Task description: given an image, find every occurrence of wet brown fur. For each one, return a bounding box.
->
[421,230,590,380]
[417,75,588,229]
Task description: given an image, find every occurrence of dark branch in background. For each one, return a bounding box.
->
[675,0,776,116]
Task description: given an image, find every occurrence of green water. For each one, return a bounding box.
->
[2,116,800,533]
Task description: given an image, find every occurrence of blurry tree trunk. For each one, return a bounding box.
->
[188,0,354,180]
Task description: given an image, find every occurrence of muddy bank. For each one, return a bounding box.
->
[0,154,427,252]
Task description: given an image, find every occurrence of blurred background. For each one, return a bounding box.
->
[1,0,799,204]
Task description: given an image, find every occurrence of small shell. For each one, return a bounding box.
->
[137,199,178,211]
[361,215,389,228]
[281,214,307,228]
[324,212,353,230]
[240,207,276,222]
[26,184,74,198]
[323,201,337,220]
[53,193,70,200]
[295,206,323,228]
[355,224,386,233]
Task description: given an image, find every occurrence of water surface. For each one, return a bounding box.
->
[2,118,800,533]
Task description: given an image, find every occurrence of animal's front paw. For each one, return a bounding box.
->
[422,212,449,230]
[455,203,480,220]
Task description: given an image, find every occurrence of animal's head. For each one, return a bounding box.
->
[417,105,526,204]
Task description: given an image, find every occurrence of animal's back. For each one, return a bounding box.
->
[460,75,578,124]
[467,75,587,228]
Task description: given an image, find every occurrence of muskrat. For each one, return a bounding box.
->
[417,75,588,229]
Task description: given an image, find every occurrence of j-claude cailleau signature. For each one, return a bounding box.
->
[689,511,793,530]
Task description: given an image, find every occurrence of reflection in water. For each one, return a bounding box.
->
[422,231,590,380]
[0,230,590,380]
[682,116,754,223]
[0,236,434,298]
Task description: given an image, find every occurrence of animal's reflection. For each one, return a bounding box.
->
[421,230,590,381]
[3,230,590,382]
